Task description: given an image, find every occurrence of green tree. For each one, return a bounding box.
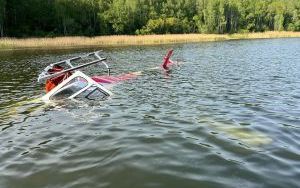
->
[0,0,6,37]
[104,0,135,34]
[1,0,300,37]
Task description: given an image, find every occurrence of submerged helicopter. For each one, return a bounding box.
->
[38,50,176,101]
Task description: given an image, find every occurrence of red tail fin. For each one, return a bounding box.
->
[162,49,174,70]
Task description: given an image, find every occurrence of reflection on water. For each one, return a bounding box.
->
[0,39,300,188]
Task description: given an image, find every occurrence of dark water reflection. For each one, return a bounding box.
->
[0,39,300,188]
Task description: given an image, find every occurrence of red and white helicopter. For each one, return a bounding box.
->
[38,50,176,101]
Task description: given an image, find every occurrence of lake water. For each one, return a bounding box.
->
[0,38,299,188]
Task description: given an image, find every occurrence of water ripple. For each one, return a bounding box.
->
[1,39,300,187]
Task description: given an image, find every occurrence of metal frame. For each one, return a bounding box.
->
[41,71,112,101]
[38,51,110,83]
[38,51,113,101]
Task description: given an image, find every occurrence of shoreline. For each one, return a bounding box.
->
[1,32,300,51]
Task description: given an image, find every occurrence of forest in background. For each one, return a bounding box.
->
[0,0,300,38]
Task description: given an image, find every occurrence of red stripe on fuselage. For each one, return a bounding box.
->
[92,73,138,84]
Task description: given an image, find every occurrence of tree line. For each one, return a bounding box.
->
[0,0,299,37]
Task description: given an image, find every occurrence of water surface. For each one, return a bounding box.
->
[0,39,300,188]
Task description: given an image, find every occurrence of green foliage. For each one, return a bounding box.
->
[0,0,6,37]
[137,17,191,34]
[103,0,136,34]
[1,0,300,37]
